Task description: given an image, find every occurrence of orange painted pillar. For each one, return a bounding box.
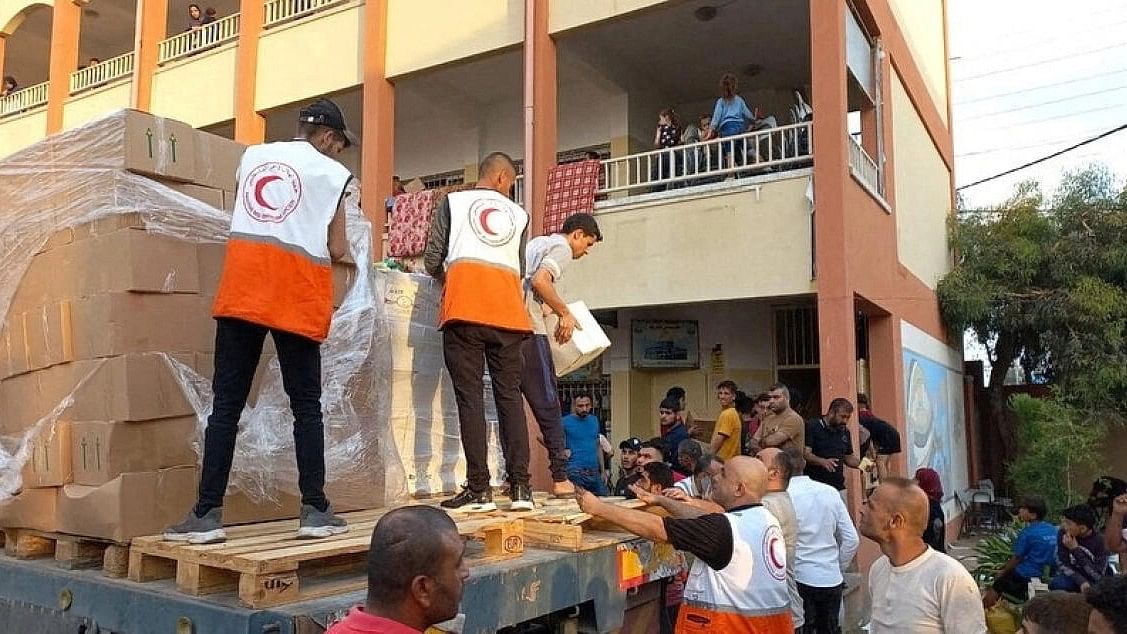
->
[523,0,556,236]
[132,0,168,111]
[234,0,265,143]
[810,0,856,405]
[0,36,7,83]
[867,314,906,476]
[361,0,394,260]
[46,0,83,134]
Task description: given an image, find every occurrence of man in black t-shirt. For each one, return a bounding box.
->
[857,393,901,481]
[612,437,644,497]
[804,398,862,495]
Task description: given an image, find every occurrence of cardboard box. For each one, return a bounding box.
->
[158,181,225,210]
[70,417,200,486]
[22,301,75,372]
[38,227,75,254]
[121,109,198,182]
[12,229,203,313]
[194,133,245,191]
[544,301,610,377]
[57,466,198,542]
[21,420,73,488]
[222,190,236,212]
[0,352,197,435]
[3,314,30,378]
[68,292,214,361]
[403,178,425,194]
[197,242,227,296]
[0,487,59,532]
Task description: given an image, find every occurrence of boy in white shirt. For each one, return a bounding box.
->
[860,478,986,634]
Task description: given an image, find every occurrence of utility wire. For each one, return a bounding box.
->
[956,123,1127,190]
[955,68,1127,105]
[957,41,1127,81]
[991,102,1127,131]
[951,17,1127,62]
[956,133,1109,157]
[960,85,1127,120]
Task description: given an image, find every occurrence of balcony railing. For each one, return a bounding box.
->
[513,174,525,206]
[848,134,883,199]
[0,81,49,118]
[159,14,241,64]
[264,0,348,27]
[598,122,813,196]
[70,52,135,94]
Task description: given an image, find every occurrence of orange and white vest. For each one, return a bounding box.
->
[438,190,532,332]
[213,140,352,342]
[676,506,794,633]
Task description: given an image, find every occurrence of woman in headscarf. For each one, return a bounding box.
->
[915,467,946,553]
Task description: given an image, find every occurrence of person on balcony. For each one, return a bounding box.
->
[203,7,218,25]
[709,73,754,173]
[652,108,681,191]
[187,4,205,30]
[1,76,17,98]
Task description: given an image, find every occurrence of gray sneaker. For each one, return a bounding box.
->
[297,504,349,539]
[163,507,227,544]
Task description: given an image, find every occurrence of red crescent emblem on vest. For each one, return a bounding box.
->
[478,208,500,236]
[254,175,283,211]
[468,198,517,246]
[762,526,788,581]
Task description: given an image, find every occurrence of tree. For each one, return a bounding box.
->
[937,165,1127,464]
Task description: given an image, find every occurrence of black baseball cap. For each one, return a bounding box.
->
[619,437,642,451]
[298,98,357,148]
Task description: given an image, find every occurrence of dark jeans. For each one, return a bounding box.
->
[797,582,842,634]
[521,335,568,482]
[1048,575,1084,592]
[443,323,530,490]
[568,469,608,496]
[992,569,1031,602]
[196,317,328,515]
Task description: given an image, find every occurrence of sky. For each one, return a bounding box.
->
[948,0,1127,210]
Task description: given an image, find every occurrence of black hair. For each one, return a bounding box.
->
[783,445,805,472]
[857,393,871,407]
[827,398,854,414]
[1018,495,1048,520]
[768,383,790,399]
[659,397,680,412]
[560,213,602,241]
[1086,575,1127,634]
[479,152,517,179]
[572,391,593,402]
[643,462,675,489]
[366,506,459,607]
[716,380,739,393]
[677,439,703,460]
[642,437,667,455]
[666,386,686,400]
[1061,504,1097,530]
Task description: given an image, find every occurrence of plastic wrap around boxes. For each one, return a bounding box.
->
[0,110,406,542]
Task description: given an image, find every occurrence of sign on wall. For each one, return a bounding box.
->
[631,320,700,369]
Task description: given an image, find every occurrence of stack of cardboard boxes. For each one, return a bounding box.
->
[0,110,360,543]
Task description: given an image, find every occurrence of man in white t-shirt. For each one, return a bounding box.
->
[861,478,987,634]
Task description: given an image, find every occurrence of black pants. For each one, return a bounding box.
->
[521,335,568,482]
[196,317,328,515]
[797,582,842,634]
[992,569,1031,602]
[443,323,530,490]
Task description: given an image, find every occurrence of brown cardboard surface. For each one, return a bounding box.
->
[69,292,214,360]
[222,190,236,212]
[38,227,75,254]
[0,487,58,532]
[21,420,72,488]
[57,466,198,542]
[122,110,197,182]
[3,313,30,378]
[0,352,197,435]
[403,178,425,194]
[158,181,225,210]
[22,301,75,372]
[197,242,226,296]
[70,417,199,486]
[224,479,384,525]
[194,133,245,191]
[11,229,203,314]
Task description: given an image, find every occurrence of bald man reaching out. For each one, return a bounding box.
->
[861,478,986,634]
[578,456,793,633]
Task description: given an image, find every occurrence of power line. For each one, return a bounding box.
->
[954,68,1127,105]
[960,85,1127,121]
[956,41,1127,81]
[990,102,1127,131]
[956,123,1127,190]
[951,17,1127,63]
[956,134,1107,157]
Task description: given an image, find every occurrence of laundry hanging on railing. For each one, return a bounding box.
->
[387,189,438,258]
[542,159,601,235]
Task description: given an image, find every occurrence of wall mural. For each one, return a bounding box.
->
[903,349,970,516]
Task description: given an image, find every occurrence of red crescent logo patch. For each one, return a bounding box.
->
[468,199,517,246]
[762,525,788,581]
[242,162,302,223]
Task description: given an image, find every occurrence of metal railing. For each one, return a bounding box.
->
[0,81,49,118]
[264,0,348,27]
[513,174,525,206]
[70,52,135,94]
[158,14,241,64]
[598,121,813,196]
[848,134,883,198]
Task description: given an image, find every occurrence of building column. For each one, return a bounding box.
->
[523,0,556,235]
[0,35,7,82]
[361,0,394,259]
[867,314,906,476]
[810,0,857,405]
[131,0,167,111]
[233,0,264,143]
[46,0,83,134]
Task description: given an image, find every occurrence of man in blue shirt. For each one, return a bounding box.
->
[562,393,608,495]
[659,397,690,472]
[984,496,1058,607]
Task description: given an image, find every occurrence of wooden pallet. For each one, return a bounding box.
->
[449,497,649,553]
[0,527,130,577]
[127,507,527,608]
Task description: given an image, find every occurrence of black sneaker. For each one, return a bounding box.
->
[441,487,496,512]
[510,483,534,511]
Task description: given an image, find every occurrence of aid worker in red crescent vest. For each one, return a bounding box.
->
[164,98,356,544]
[578,456,795,633]
[423,152,536,513]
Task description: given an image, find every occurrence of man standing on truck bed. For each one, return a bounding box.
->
[164,98,355,544]
[424,151,535,512]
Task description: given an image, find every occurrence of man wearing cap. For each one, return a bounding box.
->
[613,437,644,497]
[164,98,356,544]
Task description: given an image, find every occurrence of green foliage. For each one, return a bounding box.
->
[973,520,1026,587]
[1006,394,1106,515]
